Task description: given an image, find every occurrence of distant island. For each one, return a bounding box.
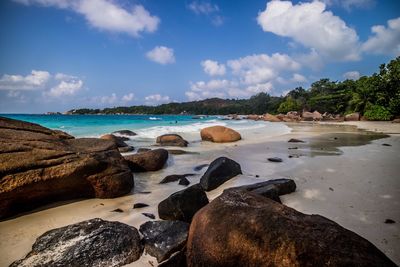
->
[68,57,399,121]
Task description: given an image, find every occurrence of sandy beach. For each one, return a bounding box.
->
[1,121,399,266]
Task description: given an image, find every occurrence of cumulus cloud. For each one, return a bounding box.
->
[122,93,135,102]
[187,1,224,26]
[146,46,175,65]
[46,79,83,97]
[257,1,360,61]
[201,60,226,76]
[343,71,361,80]
[362,17,400,56]
[14,0,159,37]
[145,94,170,105]
[291,73,308,83]
[322,0,375,11]
[0,70,50,90]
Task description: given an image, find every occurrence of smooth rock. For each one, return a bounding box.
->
[187,190,397,267]
[133,203,149,209]
[11,218,143,267]
[125,149,168,172]
[200,126,241,143]
[100,134,128,147]
[139,220,189,263]
[263,113,281,122]
[167,149,198,155]
[160,174,196,184]
[200,157,242,191]
[288,138,305,143]
[194,164,209,171]
[0,117,133,219]
[156,134,188,147]
[268,157,283,163]
[158,184,209,222]
[112,130,137,136]
[118,146,135,153]
[179,177,190,186]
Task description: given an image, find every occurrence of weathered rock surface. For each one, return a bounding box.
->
[0,117,133,219]
[124,149,168,172]
[345,112,360,121]
[187,190,397,267]
[200,126,241,143]
[118,146,135,153]
[137,148,151,153]
[225,178,296,203]
[100,134,128,147]
[200,157,242,191]
[139,220,189,263]
[158,184,209,222]
[156,134,189,147]
[160,174,196,184]
[112,130,137,136]
[263,113,281,122]
[302,110,322,121]
[11,218,143,267]
[158,248,187,267]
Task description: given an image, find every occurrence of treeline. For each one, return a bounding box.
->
[70,57,400,120]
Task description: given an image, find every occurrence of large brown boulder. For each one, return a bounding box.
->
[100,134,128,147]
[263,113,281,122]
[302,110,322,121]
[345,112,360,121]
[0,117,133,219]
[200,126,241,143]
[124,149,168,172]
[187,190,397,267]
[156,134,188,147]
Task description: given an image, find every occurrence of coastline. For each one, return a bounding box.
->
[0,121,399,266]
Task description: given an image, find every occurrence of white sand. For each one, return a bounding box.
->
[1,121,399,266]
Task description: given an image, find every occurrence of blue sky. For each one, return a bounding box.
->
[0,0,399,113]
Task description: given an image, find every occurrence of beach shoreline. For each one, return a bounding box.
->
[0,121,399,266]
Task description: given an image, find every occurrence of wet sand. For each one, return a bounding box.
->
[0,121,399,266]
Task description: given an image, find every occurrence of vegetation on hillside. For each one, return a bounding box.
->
[69,57,400,120]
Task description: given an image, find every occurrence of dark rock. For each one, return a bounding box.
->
[142,213,156,219]
[156,134,188,147]
[200,157,242,191]
[194,164,209,171]
[382,143,392,146]
[160,174,196,184]
[158,184,209,222]
[118,146,135,153]
[139,220,189,263]
[0,117,133,219]
[288,138,305,143]
[329,187,334,191]
[167,149,198,155]
[158,248,187,267]
[100,134,128,147]
[187,190,397,267]
[112,130,137,136]
[385,219,395,224]
[392,118,400,123]
[138,191,152,194]
[133,203,149,209]
[111,208,124,213]
[11,218,142,267]
[225,178,296,203]
[268,157,283,163]
[179,177,190,186]
[137,148,151,153]
[288,147,298,149]
[125,149,168,172]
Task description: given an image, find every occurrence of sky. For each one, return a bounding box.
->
[0,0,399,113]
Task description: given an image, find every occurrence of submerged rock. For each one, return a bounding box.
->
[158,184,209,222]
[112,130,137,136]
[11,218,143,267]
[200,126,241,143]
[0,117,133,219]
[156,134,189,147]
[187,190,397,267]
[160,174,195,184]
[124,149,168,172]
[200,157,242,191]
[139,220,189,263]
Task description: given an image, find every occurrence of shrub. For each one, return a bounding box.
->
[364,104,392,121]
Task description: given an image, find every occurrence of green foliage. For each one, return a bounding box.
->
[364,104,392,121]
[69,57,400,120]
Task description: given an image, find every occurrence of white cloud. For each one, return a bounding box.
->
[145,94,170,105]
[100,93,118,104]
[257,1,360,61]
[0,70,50,90]
[322,0,375,11]
[291,73,308,83]
[46,79,83,97]
[343,71,361,80]
[201,60,226,76]
[122,93,135,102]
[362,17,400,56]
[188,1,219,15]
[146,46,175,65]
[14,0,160,37]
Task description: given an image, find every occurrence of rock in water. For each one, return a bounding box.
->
[160,174,195,184]
[156,134,189,147]
[139,220,189,263]
[0,117,133,219]
[11,218,143,267]
[200,157,242,191]
[100,134,129,147]
[158,184,209,222]
[112,130,137,136]
[124,149,168,172]
[200,126,241,143]
[187,190,397,267]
